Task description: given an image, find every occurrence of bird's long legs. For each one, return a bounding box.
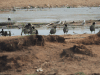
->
[21,32,22,36]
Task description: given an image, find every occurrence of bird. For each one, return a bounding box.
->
[50,26,57,34]
[31,25,38,35]
[90,22,95,33]
[36,30,38,35]
[17,26,22,29]
[8,16,11,28]
[46,23,53,27]
[25,23,31,29]
[54,21,60,24]
[62,21,66,25]
[12,7,16,11]
[63,24,68,34]
[82,20,85,25]
[27,5,31,11]
[46,21,60,27]
[8,16,11,21]
[9,31,11,36]
[21,23,38,35]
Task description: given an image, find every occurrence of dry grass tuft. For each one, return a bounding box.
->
[0,35,45,52]
[0,35,65,52]
[60,44,95,61]
[44,35,65,43]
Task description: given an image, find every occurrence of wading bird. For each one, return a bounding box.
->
[82,20,85,25]
[50,26,57,34]
[8,16,11,21]
[21,23,38,35]
[8,16,11,28]
[63,24,68,34]
[12,7,16,11]
[90,22,95,33]
[30,25,38,35]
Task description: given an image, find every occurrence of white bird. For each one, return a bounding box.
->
[57,21,62,24]
[28,6,30,9]
[8,16,11,22]
[82,20,85,25]
[27,6,31,11]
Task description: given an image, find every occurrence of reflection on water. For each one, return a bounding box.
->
[0,26,99,36]
[0,7,100,23]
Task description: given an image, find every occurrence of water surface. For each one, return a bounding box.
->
[0,7,100,36]
[0,26,99,36]
[0,7,100,23]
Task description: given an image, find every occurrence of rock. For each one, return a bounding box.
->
[36,68,43,72]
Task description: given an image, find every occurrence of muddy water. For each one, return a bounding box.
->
[0,7,100,23]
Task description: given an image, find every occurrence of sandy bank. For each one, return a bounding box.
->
[0,33,100,75]
[0,0,100,9]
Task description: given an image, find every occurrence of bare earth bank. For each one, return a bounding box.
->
[0,0,100,9]
[0,33,100,75]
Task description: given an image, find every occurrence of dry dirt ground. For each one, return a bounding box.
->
[0,0,100,75]
[0,0,100,9]
[0,32,100,75]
